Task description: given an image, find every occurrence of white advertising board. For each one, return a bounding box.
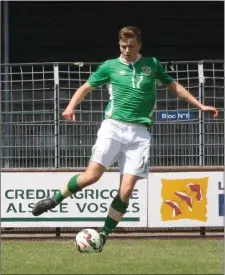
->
[148,172,224,227]
[1,172,148,228]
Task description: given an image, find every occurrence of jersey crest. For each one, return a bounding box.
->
[142,66,151,75]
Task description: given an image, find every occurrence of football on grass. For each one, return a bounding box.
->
[75,228,102,253]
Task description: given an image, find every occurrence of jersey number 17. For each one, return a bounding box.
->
[132,76,143,88]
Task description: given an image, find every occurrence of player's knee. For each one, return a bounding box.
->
[81,162,105,186]
[82,170,102,185]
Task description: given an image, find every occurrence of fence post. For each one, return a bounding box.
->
[198,61,206,237]
[200,227,206,237]
[198,61,205,167]
[2,2,10,168]
[56,227,61,238]
[54,63,60,168]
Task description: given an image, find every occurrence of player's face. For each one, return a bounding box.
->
[119,38,141,63]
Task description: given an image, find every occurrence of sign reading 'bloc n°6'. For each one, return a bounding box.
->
[157,111,196,121]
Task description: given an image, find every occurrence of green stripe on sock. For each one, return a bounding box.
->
[54,174,81,204]
[111,195,128,213]
[102,195,128,235]
[54,192,64,203]
[68,174,81,193]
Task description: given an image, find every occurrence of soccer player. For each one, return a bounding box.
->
[32,26,218,251]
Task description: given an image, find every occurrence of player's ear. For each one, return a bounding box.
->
[139,42,142,51]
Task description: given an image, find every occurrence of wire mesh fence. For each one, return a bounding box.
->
[1,60,224,169]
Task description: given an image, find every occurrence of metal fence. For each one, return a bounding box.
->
[1,60,224,168]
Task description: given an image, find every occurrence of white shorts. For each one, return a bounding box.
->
[90,119,151,179]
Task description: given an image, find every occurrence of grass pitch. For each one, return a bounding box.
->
[1,239,223,274]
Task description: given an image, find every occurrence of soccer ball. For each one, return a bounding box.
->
[75,228,102,253]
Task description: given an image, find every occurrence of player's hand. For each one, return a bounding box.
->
[200,105,218,119]
[62,106,76,121]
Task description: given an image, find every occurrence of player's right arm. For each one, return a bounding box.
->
[62,82,93,121]
[62,61,110,121]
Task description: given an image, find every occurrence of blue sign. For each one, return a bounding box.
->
[218,194,224,216]
[157,111,195,121]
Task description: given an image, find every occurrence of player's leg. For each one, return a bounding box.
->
[98,128,150,250]
[32,119,122,216]
[32,162,105,216]
[98,174,137,249]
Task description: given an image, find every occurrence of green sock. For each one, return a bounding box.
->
[101,195,128,236]
[54,174,81,204]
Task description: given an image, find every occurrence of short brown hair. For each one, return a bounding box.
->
[119,26,142,43]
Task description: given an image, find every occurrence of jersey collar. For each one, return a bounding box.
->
[119,54,142,65]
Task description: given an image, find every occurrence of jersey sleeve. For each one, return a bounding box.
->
[155,58,174,85]
[87,61,110,88]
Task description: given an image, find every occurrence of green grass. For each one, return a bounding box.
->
[1,239,223,274]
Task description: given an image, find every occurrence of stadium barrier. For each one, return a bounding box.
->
[1,167,223,237]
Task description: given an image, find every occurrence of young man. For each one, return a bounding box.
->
[32,26,218,251]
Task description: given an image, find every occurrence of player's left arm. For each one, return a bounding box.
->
[155,58,218,118]
[167,81,218,119]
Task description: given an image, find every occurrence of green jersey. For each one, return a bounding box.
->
[87,56,174,125]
